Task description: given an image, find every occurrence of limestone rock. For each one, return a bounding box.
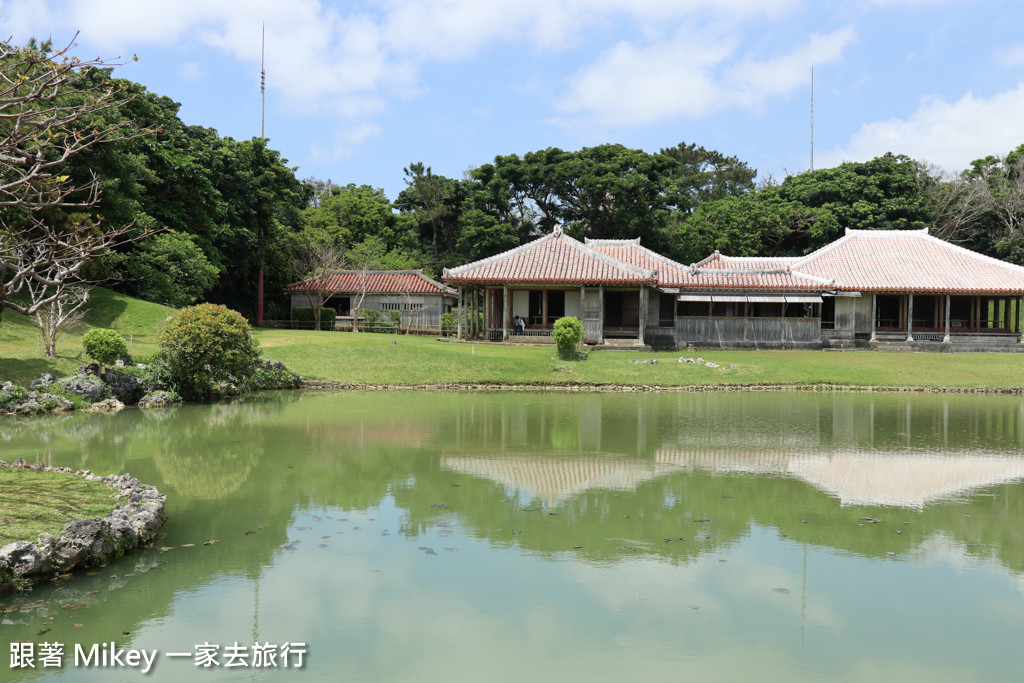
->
[103,368,145,404]
[138,391,182,408]
[0,540,45,577]
[82,397,125,413]
[59,375,107,403]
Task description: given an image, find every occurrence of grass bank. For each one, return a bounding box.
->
[0,287,171,384]
[256,330,1024,389]
[0,469,117,546]
[3,287,1024,389]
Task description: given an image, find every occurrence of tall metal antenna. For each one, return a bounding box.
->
[260,23,266,139]
[810,64,814,172]
[256,23,266,327]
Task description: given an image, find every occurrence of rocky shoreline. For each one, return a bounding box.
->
[0,461,166,592]
[300,379,1024,394]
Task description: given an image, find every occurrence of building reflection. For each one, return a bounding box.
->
[443,392,1024,509]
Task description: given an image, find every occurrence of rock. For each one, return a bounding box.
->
[29,374,54,389]
[102,368,145,405]
[59,375,107,403]
[138,390,182,409]
[78,363,101,376]
[82,398,125,413]
[0,540,45,577]
[11,393,73,415]
[0,469,167,589]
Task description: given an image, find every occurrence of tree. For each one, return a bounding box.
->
[100,231,218,307]
[919,164,991,246]
[305,183,407,250]
[294,238,347,331]
[400,162,452,258]
[677,190,839,263]
[0,37,144,316]
[32,282,89,358]
[347,236,416,332]
[772,153,931,238]
[660,142,757,210]
[962,145,1024,262]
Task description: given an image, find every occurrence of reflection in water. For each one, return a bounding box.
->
[2,390,1024,682]
[443,391,1024,508]
[445,449,1024,509]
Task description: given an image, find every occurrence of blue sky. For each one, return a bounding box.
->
[3,0,1024,201]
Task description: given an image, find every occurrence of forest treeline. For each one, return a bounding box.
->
[5,40,1024,321]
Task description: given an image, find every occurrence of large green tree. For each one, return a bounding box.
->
[660,142,757,211]
[0,38,144,317]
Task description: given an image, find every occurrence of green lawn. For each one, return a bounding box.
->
[2,289,1024,389]
[0,288,172,383]
[256,329,1024,389]
[0,469,117,548]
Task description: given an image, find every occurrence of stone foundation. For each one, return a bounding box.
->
[0,461,166,591]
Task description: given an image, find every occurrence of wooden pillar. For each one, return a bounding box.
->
[943,294,951,343]
[1019,296,1023,338]
[542,289,549,328]
[907,293,914,342]
[638,287,648,345]
[502,286,510,341]
[457,288,463,339]
[598,285,605,344]
[870,294,877,342]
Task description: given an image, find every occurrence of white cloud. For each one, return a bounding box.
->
[556,26,855,126]
[819,83,1024,172]
[179,62,203,81]
[994,44,1024,68]
[310,122,384,163]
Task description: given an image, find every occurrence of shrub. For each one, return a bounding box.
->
[387,309,402,331]
[552,316,584,361]
[292,306,336,329]
[159,304,260,401]
[440,312,455,335]
[82,328,129,365]
[361,308,383,332]
[0,384,28,412]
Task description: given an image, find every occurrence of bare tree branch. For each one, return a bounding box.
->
[0,35,148,316]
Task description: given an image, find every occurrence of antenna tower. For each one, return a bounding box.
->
[810,65,814,172]
[260,24,266,138]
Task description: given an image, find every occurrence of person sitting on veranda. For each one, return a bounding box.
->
[514,316,525,334]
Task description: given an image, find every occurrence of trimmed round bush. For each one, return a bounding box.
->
[82,328,129,365]
[159,304,260,401]
[552,316,584,361]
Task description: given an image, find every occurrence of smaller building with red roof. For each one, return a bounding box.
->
[285,270,456,331]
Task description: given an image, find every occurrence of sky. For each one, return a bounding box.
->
[3,0,1024,202]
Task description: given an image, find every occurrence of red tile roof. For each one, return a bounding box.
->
[443,229,657,285]
[585,238,693,286]
[442,227,1024,296]
[793,229,1024,294]
[285,270,456,296]
[679,252,830,291]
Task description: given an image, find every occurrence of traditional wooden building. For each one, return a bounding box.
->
[448,226,1024,350]
[285,270,456,331]
[442,226,660,345]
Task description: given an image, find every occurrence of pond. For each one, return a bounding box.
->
[2,390,1024,681]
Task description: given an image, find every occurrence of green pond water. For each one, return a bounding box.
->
[3,390,1024,681]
